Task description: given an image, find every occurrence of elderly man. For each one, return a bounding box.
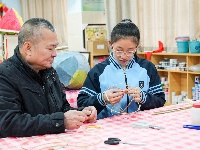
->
[0,18,97,138]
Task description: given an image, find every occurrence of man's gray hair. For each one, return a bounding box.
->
[18,18,55,48]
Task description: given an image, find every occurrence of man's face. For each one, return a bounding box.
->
[26,28,59,72]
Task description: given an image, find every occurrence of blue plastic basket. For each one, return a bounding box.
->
[177,41,189,53]
[189,41,200,53]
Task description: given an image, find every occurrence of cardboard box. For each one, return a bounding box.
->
[87,40,109,55]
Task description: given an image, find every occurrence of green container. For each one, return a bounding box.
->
[189,41,200,53]
[177,41,189,53]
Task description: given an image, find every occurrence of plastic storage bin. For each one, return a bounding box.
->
[189,41,200,53]
[177,41,189,53]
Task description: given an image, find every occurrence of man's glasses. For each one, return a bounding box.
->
[114,49,135,57]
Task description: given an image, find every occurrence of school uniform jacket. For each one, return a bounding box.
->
[78,52,165,119]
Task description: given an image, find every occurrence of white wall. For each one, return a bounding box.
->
[67,0,82,13]
[67,0,106,51]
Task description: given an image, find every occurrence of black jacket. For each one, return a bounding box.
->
[0,46,81,138]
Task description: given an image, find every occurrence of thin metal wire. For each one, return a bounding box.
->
[104,83,141,116]
[105,89,140,114]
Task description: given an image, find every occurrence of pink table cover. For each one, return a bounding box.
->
[0,103,200,150]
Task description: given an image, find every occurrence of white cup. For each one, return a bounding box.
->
[191,102,200,125]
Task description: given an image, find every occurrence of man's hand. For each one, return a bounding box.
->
[82,106,97,123]
[64,110,87,130]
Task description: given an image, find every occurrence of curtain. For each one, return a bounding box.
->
[104,0,200,52]
[20,0,68,46]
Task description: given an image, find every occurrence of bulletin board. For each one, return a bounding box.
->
[83,24,107,49]
[82,0,104,11]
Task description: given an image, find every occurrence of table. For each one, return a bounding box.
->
[0,102,200,150]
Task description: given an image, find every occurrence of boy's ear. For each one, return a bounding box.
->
[108,40,113,49]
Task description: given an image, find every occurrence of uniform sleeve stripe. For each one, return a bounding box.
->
[79,87,97,96]
[97,93,106,106]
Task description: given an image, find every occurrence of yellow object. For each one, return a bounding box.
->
[85,125,101,129]
[68,70,87,89]
[12,8,24,26]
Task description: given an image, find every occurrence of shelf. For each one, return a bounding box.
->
[0,29,19,35]
[0,32,18,60]
[157,69,188,74]
[92,53,109,56]
[138,52,200,56]
[89,52,109,68]
[188,72,200,74]
[138,51,200,105]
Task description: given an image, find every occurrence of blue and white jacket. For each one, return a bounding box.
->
[77,53,165,119]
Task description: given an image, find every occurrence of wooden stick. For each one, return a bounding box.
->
[153,105,192,115]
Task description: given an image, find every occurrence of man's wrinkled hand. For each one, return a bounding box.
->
[64,110,87,130]
[82,106,97,123]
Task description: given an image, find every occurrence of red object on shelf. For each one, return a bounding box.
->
[145,41,164,60]
[3,6,8,13]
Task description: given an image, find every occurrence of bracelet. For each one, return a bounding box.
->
[103,91,110,105]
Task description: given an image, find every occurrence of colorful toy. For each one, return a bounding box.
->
[53,51,90,90]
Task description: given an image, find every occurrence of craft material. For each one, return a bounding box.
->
[85,125,101,129]
[21,134,102,149]
[153,105,192,115]
[131,121,164,130]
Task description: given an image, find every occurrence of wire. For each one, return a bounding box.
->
[21,133,102,150]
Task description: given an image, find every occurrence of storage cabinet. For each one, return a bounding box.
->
[0,29,19,61]
[89,52,109,68]
[137,52,200,105]
[87,40,110,68]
